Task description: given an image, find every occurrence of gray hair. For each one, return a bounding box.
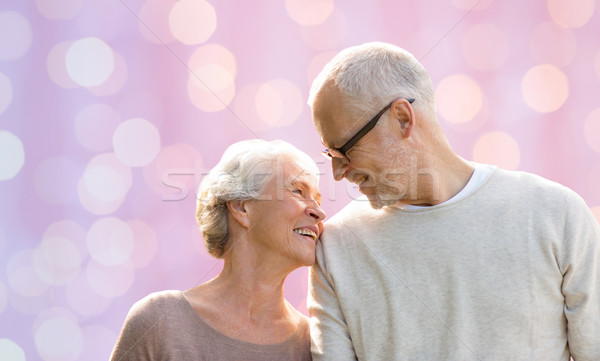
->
[308,42,436,120]
[196,139,318,258]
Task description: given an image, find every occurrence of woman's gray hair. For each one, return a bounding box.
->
[196,139,318,258]
[308,42,436,120]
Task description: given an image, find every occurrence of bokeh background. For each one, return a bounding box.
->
[1,0,599,359]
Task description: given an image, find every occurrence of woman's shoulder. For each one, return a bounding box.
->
[126,290,186,322]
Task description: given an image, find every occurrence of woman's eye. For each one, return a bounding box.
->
[292,189,303,195]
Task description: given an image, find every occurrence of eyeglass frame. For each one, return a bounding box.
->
[322,97,415,162]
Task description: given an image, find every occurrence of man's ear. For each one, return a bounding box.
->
[391,99,415,138]
[227,200,251,229]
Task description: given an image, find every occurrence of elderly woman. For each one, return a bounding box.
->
[110,139,325,360]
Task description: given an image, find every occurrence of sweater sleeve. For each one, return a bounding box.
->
[308,239,358,361]
[110,296,160,361]
[560,192,600,360]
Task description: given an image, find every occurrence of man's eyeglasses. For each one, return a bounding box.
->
[322,98,415,163]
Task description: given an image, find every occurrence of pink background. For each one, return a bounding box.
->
[1,0,599,359]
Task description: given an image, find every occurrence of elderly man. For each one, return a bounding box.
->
[307,42,600,361]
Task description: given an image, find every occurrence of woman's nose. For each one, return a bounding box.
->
[306,202,326,222]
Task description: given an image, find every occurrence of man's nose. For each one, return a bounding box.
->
[332,157,349,181]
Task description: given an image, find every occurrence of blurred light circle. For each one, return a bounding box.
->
[87,51,128,96]
[169,0,216,45]
[65,37,114,87]
[299,10,346,51]
[138,0,177,44]
[0,339,25,361]
[77,153,132,215]
[435,74,483,124]
[187,65,235,112]
[0,11,32,60]
[128,220,158,268]
[113,118,161,167]
[529,22,577,67]
[584,108,600,154]
[285,0,334,26]
[473,131,520,170]
[87,217,134,266]
[79,325,117,361]
[256,79,303,127]
[521,64,569,113]
[75,103,121,152]
[43,220,87,255]
[36,0,83,19]
[461,23,509,71]
[0,131,25,181]
[233,83,270,133]
[65,274,112,316]
[7,250,50,297]
[86,259,135,298]
[591,206,600,224]
[0,282,6,315]
[188,43,237,77]
[34,236,82,285]
[142,142,202,197]
[450,0,493,10]
[47,41,79,89]
[34,156,79,205]
[35,317,83,360]
[0,72,12,115]
[547,0,595,28]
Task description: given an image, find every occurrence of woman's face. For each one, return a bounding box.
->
[246,155,326,268]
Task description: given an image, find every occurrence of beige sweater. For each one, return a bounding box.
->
[111,290,312,361]
[309,168,600,361]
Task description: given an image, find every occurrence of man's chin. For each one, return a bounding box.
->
[365,192,401,210]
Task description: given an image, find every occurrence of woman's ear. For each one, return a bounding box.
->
[392,99,415,138]
[227,200,251,229]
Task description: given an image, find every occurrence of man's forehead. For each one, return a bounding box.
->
[312,82,355,148]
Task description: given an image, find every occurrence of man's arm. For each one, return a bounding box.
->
[561,192,600,360]
[308,240,358,361]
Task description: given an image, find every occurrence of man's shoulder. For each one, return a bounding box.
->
[491,168,579,199]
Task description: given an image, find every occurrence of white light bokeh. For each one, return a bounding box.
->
[529,22,577,67]
[285,0,334,26]
[233,83,270,133]
[0,72,12,115]
[77,153,132,215]
[473,131,521,171]
[36,0,83,19]
[87,51,128,96]
[299,9,346,51]
[33,236,82,286]
[7,250,50,297]
[0,11,33,60]
[584,108,600,154]
[188,44,237,77]
[307,51,337,86]
[34,157,79,205]
[435,74,483,124]
[521,64,569,113]
[47,41,79,89]
[113,118,161,167]
[43,220,87,255]
[0,131,25,181]
[75,103,121,152]
[0,339,25,361]
[79,325,117,361]
[128,220,158,268]
[87,217,134,266]
[65,274,112,316]
[169,0,217,45]
[65,37,115,87]
[256,79,304,127]
[547,0,595,28]
[86,259,135,298]
[137,0,177,44]
[187,64,235,112]
[34,314,83,361]
[462,23,509,71]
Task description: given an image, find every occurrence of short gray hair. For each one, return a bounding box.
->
[308,42,436,120]
[196,139,318,258]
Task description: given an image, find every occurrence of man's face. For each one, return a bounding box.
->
[312,83,416,209]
